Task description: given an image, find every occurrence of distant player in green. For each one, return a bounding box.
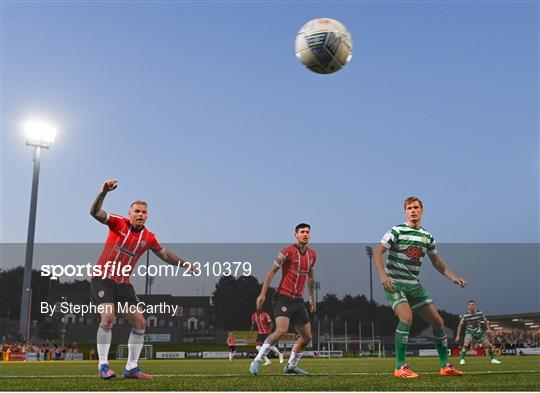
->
[456,300,501,365]
[374,197,468,378]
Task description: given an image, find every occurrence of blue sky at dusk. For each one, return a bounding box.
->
[1,1,538,313]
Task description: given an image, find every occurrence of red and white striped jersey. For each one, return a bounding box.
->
[251,311,272,334]
[95,214,162,283]
[275,244,316,299]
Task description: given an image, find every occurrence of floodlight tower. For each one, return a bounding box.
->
[18,119,57,334]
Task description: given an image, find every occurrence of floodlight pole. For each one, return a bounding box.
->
[365,246,374,303]
[145,250,150,295]
[19,146,43,334]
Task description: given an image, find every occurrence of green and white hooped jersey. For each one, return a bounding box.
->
[380,223,437,285]
[460,310,487,335]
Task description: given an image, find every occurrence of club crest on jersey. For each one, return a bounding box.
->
[140,240,147,247]
[406,246,424,263]
[98,291,105,298]
[282,306,287,312]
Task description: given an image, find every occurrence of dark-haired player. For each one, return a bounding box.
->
[456,300,501,365]
[249,223,316,376]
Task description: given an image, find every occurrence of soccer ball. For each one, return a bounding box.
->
[295,18,353,74]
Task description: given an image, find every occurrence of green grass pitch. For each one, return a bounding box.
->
[0,356,538,391]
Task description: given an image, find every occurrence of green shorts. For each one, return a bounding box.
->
[384,283,433,311]
[465,331,487,343]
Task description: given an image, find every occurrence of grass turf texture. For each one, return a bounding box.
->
[0,357,538,391]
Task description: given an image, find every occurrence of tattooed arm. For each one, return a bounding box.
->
[90,179,117,223]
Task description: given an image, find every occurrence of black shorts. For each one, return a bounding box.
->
[90,277,139,306]
[256,333,269,343]
[229,346,236,352]
[272,293,310,327]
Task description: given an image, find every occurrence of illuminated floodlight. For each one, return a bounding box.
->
[24,118,57,148]
[493,327,503,330]
[524,322,534,326]
[512,319,520,322]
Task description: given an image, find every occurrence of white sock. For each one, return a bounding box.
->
[270,345,281,356]
[256,345,261,351]
[97,324,112,369]
[287,350,303,368]
[126,328,145,371]
[254,338,274,362]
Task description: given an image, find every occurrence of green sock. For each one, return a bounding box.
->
[395,321,410,369]
[433,328,449,368]
[488,348,494,360]
[460,347,467,360]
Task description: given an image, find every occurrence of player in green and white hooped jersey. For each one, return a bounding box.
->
[456,300,501,364]
[374,197,468,378]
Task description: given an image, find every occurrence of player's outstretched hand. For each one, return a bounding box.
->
[453,277,467,287]
[102,179,118,193]
[256,294,265,311]
[186,264,199,276]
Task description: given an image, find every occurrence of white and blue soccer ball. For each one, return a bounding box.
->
[295,18,353,75]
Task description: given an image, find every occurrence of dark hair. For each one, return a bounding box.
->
[295,223,311,233]
[467,300,476,304]
[130,200,148,208]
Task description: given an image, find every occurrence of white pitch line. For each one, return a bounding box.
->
[0,370,538,379]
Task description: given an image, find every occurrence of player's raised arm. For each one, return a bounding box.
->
[427,253,467,287]
[90,179,118,223]
[374,244,393,292]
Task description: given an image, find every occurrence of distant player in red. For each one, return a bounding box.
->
[90,179,196,380]
[249,310,283,365]
[227,333,236,361]
[249,223,316,376]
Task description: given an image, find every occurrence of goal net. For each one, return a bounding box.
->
[116,344,153,360]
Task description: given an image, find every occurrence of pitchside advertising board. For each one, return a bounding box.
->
[3,352,84,361]
[228,331,311,348]
[145,334,171,342]
[154,350,344,360]
[156,352,186,359]
[419,349,452,357]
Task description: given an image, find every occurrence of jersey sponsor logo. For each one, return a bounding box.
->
[406,246,424,262]
[114,244,137,258]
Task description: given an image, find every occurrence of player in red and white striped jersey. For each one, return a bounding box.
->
[250,310,283,365]
[227,333,236,361]
[90,179,196,380]
[249,223,316,376]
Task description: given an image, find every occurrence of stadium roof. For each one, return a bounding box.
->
[486,312,540,331]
